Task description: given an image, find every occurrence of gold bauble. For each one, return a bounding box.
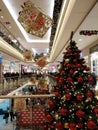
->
[55,113,59,120]
[65,59,69,63]
[64,123,69,128]
[85,98,91,102]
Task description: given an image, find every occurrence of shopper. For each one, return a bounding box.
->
[10,110,14,122]
[3,110,9,124]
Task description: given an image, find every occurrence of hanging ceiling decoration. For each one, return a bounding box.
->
[18,0,53,38]
[79,30,98,36]
[24,49,33,61]
[34,53,47,68]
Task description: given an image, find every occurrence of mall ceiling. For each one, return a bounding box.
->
[0,0,98,68]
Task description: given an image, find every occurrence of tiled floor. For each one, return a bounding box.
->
[0,119,14,130]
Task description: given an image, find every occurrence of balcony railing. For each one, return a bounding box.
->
[0,21,25,54]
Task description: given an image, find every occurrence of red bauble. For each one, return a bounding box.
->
[76,110,85,118]
[55,92,60,98]
[69,70,74,75]
[68,122,76,128]
[76,94,83,101]
[43,125,47,130]
[55,122,63,129]
[88,77,94,83]
[55,76,59,81]
[74,53,79,57]
[76,64,81,68]
[85,66,90,71]
[87,120,96,129]
[61,70,65,75]
[93,108,98,114]
[73,59,77,63]
[46,114,52,122]
[67,49,72,53]
[65,93,71,100]
[67,77,73,82]
[77,77,83,83]
[77,122,83,128]
[60,108,68,116]
[48,100,55,108]
[64,54,66,58]
[86,91,92,98]
[67,63,72,68]
[59,77,64,83]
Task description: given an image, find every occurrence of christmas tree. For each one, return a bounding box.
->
[46,40,98,130]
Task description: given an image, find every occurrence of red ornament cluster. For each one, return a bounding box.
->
[80,30,98,36]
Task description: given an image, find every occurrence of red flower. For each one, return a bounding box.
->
[87,120,96,129]
[76,94,83,101]
[76,110,85,118]
[65,93,71,100]
[77,77,83,83]
[55,122,63,129]
[60,108,68,116]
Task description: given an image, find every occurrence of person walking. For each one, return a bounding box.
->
[3,110,9,124]
[10,110,14,122]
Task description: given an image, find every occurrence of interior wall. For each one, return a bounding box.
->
[82,39,98,67]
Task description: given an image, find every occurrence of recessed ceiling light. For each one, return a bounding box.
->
[9,26,12,29]
[0,16,4,18]
[79,39,82,41]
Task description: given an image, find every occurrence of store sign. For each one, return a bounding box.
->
[0,57,3,62]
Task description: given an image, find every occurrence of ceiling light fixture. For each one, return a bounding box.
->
[0,16,4,19]
[3,0,54,43]
[79,39,82,41]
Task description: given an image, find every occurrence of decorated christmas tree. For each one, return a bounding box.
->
[46,38,98,130]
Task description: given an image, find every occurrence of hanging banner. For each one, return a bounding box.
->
[36,56,47,68]
[14,98,26,112]
[18,0,53,38]
[24,49,32,61]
